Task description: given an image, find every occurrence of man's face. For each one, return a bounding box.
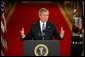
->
[39,11,49,23]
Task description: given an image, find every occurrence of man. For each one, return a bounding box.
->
[20,8,65,40]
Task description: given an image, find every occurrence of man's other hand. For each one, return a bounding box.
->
[60,27,65,38]
[20,27,25,38]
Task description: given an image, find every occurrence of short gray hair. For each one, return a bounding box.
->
[38,8,49,15]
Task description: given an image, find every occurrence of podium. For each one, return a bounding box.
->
[24,40,60,56]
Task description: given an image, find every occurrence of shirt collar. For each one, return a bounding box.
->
[40,20,46,25]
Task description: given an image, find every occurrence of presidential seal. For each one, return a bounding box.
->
[34,44,49,56]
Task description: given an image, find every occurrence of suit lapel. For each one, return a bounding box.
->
[45,22,50,38]
[37,21,42,37]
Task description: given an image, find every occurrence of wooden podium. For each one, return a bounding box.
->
[24,40,60,56]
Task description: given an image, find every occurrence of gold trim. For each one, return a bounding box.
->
[6,3,16,24]
[57,3,72,31]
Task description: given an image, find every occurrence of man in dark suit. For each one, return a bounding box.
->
[20,8,65,40]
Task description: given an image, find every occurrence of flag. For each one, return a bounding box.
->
[77,4,82,16]
[1,1,7,56]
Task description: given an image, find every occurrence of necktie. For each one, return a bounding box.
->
[42,23,45,40]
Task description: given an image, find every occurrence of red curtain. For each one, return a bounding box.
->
[6,4,71,56]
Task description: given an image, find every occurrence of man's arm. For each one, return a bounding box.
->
[53,25,64,40]
[20,27,34,40]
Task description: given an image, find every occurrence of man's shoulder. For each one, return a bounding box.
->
[32,21,39,27]
[47,21,55,26]
[32,21,55,27]
[47,21,53,24]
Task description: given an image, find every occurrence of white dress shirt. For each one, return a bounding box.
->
[40,20,46,32]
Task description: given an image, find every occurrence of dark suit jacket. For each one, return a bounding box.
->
[23,21,63,40]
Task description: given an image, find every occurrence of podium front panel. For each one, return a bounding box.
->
[24,40,60,56]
